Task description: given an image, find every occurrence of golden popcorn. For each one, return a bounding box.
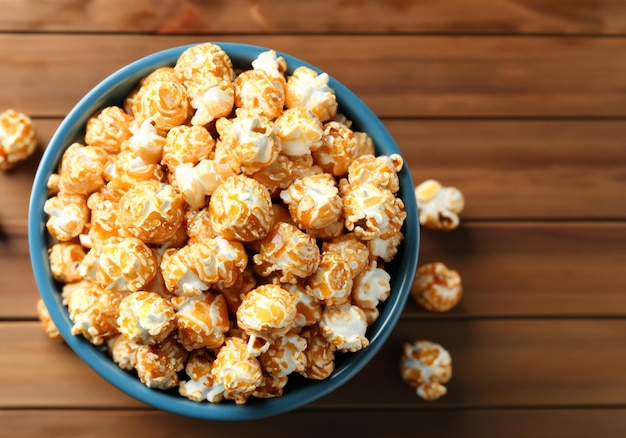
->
[252,222,321,283]
[85,106,133,154]
[209,174,274,242]
[319,303,369,353]
[250,153,294,196]
[285,66,337,122]
[235,69,285,119]
[48,242,86,283]
[117,180,185,244]
[308,251,353,306]
[313,121,358,176]
[107,335,140,371]
[412,262,462,312]
[400,340,452,401]
[96,237,158,293]
[160,245,208,297]
[58,142,108,195]
[188,237,248,289]
[43,192,89,242]
[299,324,335,380]
[162,124,215,171]
[415,178,465,230]
[280,173,342,231]
[172,292,231,351]
[135,334,188,390]
[259,331,307,377]
[0,109,37,171]
[36,298,62,341]
[117,291,176,345]
[211,336,263,404]
[179,349,223,402]
[173,42,235,93]
[134,79,190,134]
[274,107,323,157]
[346,153,403,194]
[352,261,391,324]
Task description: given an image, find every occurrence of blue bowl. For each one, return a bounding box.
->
[28,42,419,421]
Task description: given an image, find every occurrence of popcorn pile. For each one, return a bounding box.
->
[39,43,407,404]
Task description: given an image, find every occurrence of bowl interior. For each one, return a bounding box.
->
[28,42,420,421]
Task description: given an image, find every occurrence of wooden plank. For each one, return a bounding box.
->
[4,319,626,408]
[2,119,625,231]
[2,35,626,118]
[1,0,626,36]
[5,222,626,319]
[3,408,626,437]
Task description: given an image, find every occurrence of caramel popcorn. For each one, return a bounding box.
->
[415,179,465,230]
[42,43,410,405]
[412,262,462,312]
[0,109,37,171]
[400,340,452,401]
[117,291,176,345]
[208,174,274,242]
[85,106,133,154]
[285,66,337,122]
[280,173,342,231]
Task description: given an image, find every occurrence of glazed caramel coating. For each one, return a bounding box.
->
[124,67,179,116]
[58,142,108,195]
[412,262,463,312]
[400,340,452,401]
[160,246,208,297]
[179,349,223,402]
[274,107,323,157]
[216,267,257,314]
[162,124,215,171]
[282,282,322,329]
[236,284,297,341]
[252,222,321,284]
[173,42,235,93]
[189,78,235,126]
[117,291,176,345]
[135,334,188,390]
[172,292,231,351]
[285,66,337,122]
[116,180,185,244]
[299,324,335,380]
[185,208,216,244]
[84,188,123,249]
[235,69,285,119]
[188,237,248,289]
[259,331,307,376]
[66,280,126,346]
[321,233,369,279]
[107,335,140,371]
[43,192,89,242]
[85,106,133,154]
[313,121,358,176]
[367,231,404,263]
[209,174,274,242]
[49,242,86,283]
[346,153,403,194]
[95,237,157,293]
[133,79,190,134]
[36,298,62,341]
[342,182,406,240]
[250,153,294,196]
[0,109,38,171]
[122,119,165,164]
[211,336,264,404]
[280,173,342,231]
[308,252,353,306]
[106,148,165,191]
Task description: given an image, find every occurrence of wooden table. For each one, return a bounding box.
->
[2,1,626,436]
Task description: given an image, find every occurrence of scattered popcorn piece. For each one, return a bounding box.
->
[85,106,133,154]
[49,242,86,283]
[319,303,369,353]
[171,292,231,351]
[285,66,337,122]
[116,180,185,244]
[412,262,462,312]
[237,284,298,346]
[299,324,335,380]
[211,336,264,404]
[43,192,90,241]
[117,291,176,345]
[415,179,465,230]
[0,109,37,171]
[209,174,274,242]
[36,298,63,341]
[135,334,188,390]
[400,340,452,401]
[252,222,321,283]
[280,173,342,231]
[95,237,157,293]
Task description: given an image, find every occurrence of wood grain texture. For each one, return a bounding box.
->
[4,319,626,409]
[3,409,626,438]
[5,222,626,319]
[2,35,626,118]
[1,0,626,36]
